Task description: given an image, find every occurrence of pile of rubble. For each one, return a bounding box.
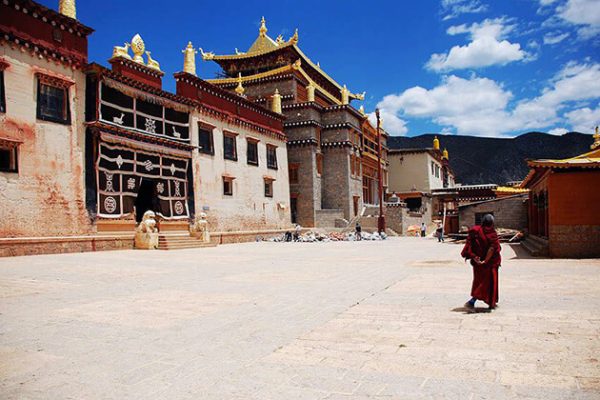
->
[266,231,388,243]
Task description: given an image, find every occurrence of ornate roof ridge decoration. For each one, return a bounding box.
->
[111,34,162,72]
[0,29,87,69]
[88,63,195,107]
[2,0,93,36]
[287,138,319,147]
[283,120,323,128]
[207,63,296,85]
[174,71,286,121]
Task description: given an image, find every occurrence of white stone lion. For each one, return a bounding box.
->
[136,210,158,233]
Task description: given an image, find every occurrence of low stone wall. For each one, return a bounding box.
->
[315,209,345,228]
[0,235,134,257]
[384,204,427,236]
[459,194,528,230]
[549,225,600,258]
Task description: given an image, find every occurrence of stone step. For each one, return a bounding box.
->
[521,237,549,257]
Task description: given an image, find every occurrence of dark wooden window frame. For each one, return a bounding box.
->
[223,131,238,161]
[289,163,299,184]
[246,138,259,166]
[0,143,19,173]
[198,123,215,155]
[223,176,235,196]
[266,144,278,170]
[36,73,73,125]
[264,178,274,198]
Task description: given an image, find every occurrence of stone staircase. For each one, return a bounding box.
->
[157,233,217,250]
[521,234,549,257]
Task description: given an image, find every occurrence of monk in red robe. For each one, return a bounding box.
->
[461,214,501,310]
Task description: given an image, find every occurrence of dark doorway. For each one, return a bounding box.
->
[290,196,298,224]
[135,179,159,223]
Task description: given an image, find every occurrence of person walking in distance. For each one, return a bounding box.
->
[436,223,444,242]
[461,214,501,311]
[355,222,362,241]
[420,222,426,237]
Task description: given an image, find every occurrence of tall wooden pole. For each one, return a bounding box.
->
[376,108,385,233]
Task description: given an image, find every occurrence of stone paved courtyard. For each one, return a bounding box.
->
[1,238,599,399]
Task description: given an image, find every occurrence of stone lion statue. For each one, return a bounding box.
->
[136,210,158,233]
[190,212,210,242]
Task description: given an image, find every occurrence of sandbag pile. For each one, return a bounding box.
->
[266,231,388,243]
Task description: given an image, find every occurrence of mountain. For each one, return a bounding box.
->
[387,132,594,185]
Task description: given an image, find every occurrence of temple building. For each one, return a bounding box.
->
[0,1,291,256]
[520,132,600,258]
[388,136,456,231]
[200,18,388,228]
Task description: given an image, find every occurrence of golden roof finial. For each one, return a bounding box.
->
[341,84,350,105]
[592,126,600,150]
[442,148,449,160]
[289,28,299,45]
[182,41,198,76]
[276,34,285,45]
[271,89,282,114]
[359,105,365,115]
[433,136,440,150]
[235,73,245,96]
[259,16,267,37]
[59,0,76,19]
[130,34,146,64]
[145,51,161,71]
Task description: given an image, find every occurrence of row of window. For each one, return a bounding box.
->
[222,176,274,198]
[431,161,441,179]
[198,125,278,169]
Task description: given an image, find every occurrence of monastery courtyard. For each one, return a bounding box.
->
[1,239,599,400]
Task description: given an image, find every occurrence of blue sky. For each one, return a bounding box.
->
[40,0,599,137]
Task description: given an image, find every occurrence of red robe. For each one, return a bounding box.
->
[461,225,501,308]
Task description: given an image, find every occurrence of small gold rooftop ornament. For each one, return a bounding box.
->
[182,42,198,76]
[112,42,132,60]
[359,105,365,115]
[592,126,600,150]
[235,73,245,96]
[276,34,285,45]
[131,34,146,64]
[341,85,350,105]
[306,82,315,102]
[289,29,299,45]
[443,148,449,160]
[199,48,215,61]
[146,51,161,71]
[59,0,76,19]
[271,89,282,114]
[259,16,268,37]
[433,136,440,150]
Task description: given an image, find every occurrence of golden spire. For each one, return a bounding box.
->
[182,41,198,76]
[433,136,440,150]
[341,84,350,105]
[235,73,245,96]
[271,89,282,113]
[259,16,267,37]
[442,148,449,160]
[306,82,315,102]
[59,0,76,19]
[592,126,600,150]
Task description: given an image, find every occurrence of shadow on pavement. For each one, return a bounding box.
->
[451,306,491,314]
[506,243,538,260]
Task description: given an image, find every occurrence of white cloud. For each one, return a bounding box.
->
[375,61,600,137]
[367,110,409,136]
[548,127,568,135]
[539,0,560,6]
[441,0,488,21]
[544,0,600,39]
[426,18,527,71]
[543,31,570,44]
[564,105,600,132]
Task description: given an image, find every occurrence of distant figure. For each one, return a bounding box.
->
[355,222,362,241]
[461,214,501,310]
[436,223,444,242]
[293,223,302,241]
[284,231,292,242]
[420,222,426,237]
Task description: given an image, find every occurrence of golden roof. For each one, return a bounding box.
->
[527,148,600,169]
[202,18,364,103]
[493,186,529,194]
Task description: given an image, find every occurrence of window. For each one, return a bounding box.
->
[0,70,5,113]
[0,145,18,173]
[223,133,237,161]
[316,153,323,176]
[431,161,435,175]
[37,77,71,124]
[289,164,299,184]
[247,139,259,166]
[198,124,214,155]
[266,145,278,169]
[223,177,234,196]
[264,178,273,198]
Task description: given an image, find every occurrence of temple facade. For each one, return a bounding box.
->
[201,18,388,227]
[0,1,291,256]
